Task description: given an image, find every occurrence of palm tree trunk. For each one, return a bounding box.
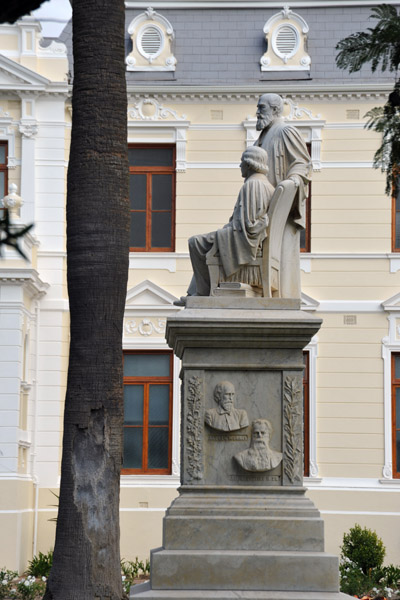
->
[44,0,129,598]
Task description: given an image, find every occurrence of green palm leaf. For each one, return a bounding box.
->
[336,5,400,195]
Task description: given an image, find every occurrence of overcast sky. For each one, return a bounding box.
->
[32,0,72,37]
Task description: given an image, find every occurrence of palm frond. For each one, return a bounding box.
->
[364,103,400,194]
[336,4,400,74]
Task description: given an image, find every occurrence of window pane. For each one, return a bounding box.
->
[152,174,173,210]
[123,428,143,469]
[130,174,147,210]
[395,356,400,380]
[148,427,169,469]
[128,147,173,167]
[124,385,143,425]
[0,146,5,164]
[130,211,146,248]
[149,385,170,425]
[124,353,170,377]
[396,213,400,248]
[0,172,4,195]
[299,227,306,250]
[396,388,400,429]
[151,212,172,248]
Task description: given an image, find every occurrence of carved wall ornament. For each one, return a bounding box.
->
[19,123,38,138]
[186,375,203,481]
[172,457,180,477]
[0,107,11,119]
[205,380,248,432]
[382,461,392,479]
[234,419,282,472]
[37,40,67,57]
[128,98,186,121]
[124,318,166,336]
[284,98,321,120]
[283,376,303,483]
[309,461,319,478]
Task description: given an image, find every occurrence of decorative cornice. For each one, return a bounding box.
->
[0,268,48,299]
[126,1,400,8]
[127,84,391,102]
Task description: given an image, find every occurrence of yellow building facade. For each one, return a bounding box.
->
[0,1,399,573]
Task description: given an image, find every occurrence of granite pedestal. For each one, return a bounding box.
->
[131,298,352,600]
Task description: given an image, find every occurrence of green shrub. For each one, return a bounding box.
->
[0,569,18,599]
[27,550,53,578]
[339,561,377,596]
[341,524,385,575]
[379,564,400,589]
[16,575,46,600]
[121,557,150,596]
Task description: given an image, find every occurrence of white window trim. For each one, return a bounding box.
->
[381,294,400,483]
[0,108,18,170]
[126,7,176,72]
[121,281,182,484]
[260,5,310,71]
[127,103,190,172]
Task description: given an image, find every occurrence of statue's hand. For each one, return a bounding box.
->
[246,215,269,235]
[288,175,300,188]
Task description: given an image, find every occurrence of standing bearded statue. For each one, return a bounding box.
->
[254,93,312,298]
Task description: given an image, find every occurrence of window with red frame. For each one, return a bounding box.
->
[392,176,400,251]
[129,145,175,252]
[122,350,173,475]
[391,353,400,478]
[0,141,8,218]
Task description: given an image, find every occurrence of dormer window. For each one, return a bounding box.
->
[260,4,311,71]
[126,7,177,72]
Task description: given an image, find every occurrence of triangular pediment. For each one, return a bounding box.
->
[301,292,319,311]
[126,280,179,308]
[0,54,49,89]
[382,292,400,311]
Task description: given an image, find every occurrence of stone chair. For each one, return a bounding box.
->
[206,179,296,298]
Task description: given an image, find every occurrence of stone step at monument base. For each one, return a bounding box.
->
[149,549,339,592]
[163,516,324,551]
[167,486,322,519]
[131,581,354,600]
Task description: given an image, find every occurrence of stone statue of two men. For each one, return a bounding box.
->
[180,93,311,302]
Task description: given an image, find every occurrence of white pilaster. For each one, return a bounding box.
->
[19,94,38,225]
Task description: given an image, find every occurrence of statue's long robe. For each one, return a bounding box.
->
[255,117,311,226]
[217,172,275,278]
[255,118,312,297]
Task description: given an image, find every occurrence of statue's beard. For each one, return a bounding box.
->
[253,439,268,449]
[256,116,273,131]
